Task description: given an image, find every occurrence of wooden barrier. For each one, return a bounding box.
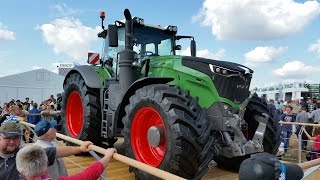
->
[299,158,320,170]
[279,121,320,169]
[279,121,320,127]
[19,121,186,180]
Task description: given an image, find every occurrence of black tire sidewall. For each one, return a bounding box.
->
[62,83,86,140]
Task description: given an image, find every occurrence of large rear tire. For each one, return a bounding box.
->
[123,84,214,179]
[213,93,281,171]
[61,73,103,146]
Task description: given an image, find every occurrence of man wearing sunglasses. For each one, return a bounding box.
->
[0,122,93,180]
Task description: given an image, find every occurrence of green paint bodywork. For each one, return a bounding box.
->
[147,55,240,110]
[92,66,112,87]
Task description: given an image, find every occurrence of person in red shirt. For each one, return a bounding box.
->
[303,127,320,160]
[16,144,116,180]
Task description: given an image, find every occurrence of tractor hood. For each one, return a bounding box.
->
[182,56,253,104]
[181,56,253,75]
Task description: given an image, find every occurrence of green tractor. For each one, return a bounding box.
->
[61,9,281,179]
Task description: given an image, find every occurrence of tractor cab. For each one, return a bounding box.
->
[97,11,195,76]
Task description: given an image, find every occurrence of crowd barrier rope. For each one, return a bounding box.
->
[19,121,186,180]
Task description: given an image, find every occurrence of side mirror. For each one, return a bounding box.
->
[191,39,196,57]
[108,25,118,47]
[175,45,182,50]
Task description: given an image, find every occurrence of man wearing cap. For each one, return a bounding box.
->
[35,119,68,179]
[0,122,93,180]
[239,152,304,180]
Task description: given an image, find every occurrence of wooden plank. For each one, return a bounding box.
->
[63,155,319,179]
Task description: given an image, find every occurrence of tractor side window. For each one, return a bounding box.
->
[146,44,155,53]
[158,39,172,56]
[106,28,125,75]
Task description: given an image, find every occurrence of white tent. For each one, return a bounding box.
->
[0,68,64,105]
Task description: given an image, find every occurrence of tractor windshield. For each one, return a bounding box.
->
[102,26,174,76]
[132,26,174,57]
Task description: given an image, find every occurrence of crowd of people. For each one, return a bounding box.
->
[0,94,116,180]
[266,97,320,160]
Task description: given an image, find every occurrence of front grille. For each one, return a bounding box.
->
[214,73,251,104]
[181,57,253,104]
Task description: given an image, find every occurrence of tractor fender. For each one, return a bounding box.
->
[116,77,174,121]
[63,65,103,89]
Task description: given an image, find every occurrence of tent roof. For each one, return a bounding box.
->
[0,68,64,88]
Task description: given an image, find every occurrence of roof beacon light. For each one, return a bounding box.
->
[100,11,106,19]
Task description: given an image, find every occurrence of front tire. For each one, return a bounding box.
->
[61,73,102,146]
[123,84,214,179]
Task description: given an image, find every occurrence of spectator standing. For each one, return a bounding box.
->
[0,103,9,124]
[303,127,320,160]
[16,145,116,180]
[296,106,309,150]
[56,93,62,111]
[23,97,30,111]
[1,105,25,125]
[34,119,68,179]
[307,98,316,113]
[310,103,320,124]
[267,99,276,118]
[280,106,296,155]
[0,122,93,180]
[27,103,41,125]
[26,102,41,142]
[291,100,301,115]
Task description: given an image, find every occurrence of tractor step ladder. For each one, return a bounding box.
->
[101,88,109,141]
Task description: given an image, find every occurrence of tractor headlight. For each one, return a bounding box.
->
[139,18,144,25]
[166,25,178,32]
[172,26,177,32]
[133,17,144,25]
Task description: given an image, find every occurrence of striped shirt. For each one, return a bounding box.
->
[1,115,20,125]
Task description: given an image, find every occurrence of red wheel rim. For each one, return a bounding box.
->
[66,91,83,137]
[131,107,166,167]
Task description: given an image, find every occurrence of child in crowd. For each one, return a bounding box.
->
[303,127,320,160]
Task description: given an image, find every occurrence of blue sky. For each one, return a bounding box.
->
[1,0,320,88]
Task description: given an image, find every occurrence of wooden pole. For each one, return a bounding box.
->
[298,158,320,170]
[19,121,186,180]
[279,121,320,127]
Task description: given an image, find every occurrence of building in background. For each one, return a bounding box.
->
[255,82,320,101]
[0,69,64,105]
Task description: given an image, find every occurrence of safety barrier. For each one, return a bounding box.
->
[18,120,320,179]
[19,121,186,180]
[279,121,320,178]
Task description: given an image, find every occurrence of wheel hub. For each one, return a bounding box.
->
[147,126,164,147]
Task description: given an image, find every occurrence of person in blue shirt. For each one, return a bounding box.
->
[26,102,41,142]
[280,105,296,155]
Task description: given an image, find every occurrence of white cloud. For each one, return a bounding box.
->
[193,0,320,40]
[37,18,100,61]
[50,3,78,17]
[308,39,320,55]
[31,66,43,70]
[178,47,225,59]
[273,60,320,79]
[0,23,15,40]
[244,46,287,67]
